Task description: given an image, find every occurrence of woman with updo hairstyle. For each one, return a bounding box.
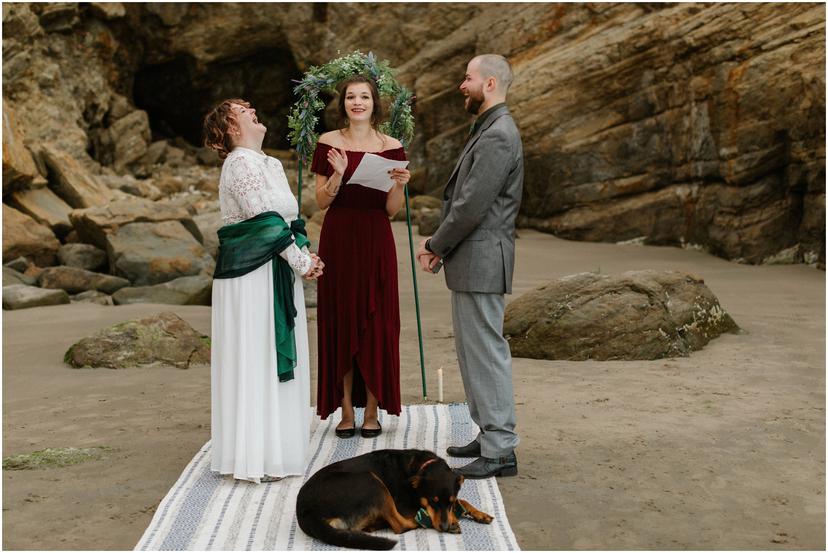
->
[312,75,411,439]
[203,98,324,483]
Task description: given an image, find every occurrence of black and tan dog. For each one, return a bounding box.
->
[296,448,493,550]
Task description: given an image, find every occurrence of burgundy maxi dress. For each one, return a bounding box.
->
[312,142,406,420]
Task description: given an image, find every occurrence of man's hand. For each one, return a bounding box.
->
[417,237,431,259]
[416,238,442,272]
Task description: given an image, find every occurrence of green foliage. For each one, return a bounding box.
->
[288,51,415,165]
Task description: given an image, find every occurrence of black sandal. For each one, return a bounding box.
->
[360,421,382,438]
[335,424,356,438]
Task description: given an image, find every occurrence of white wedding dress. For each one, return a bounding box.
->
[210,146,312,483]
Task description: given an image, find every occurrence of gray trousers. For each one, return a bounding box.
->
[451,291,519,458]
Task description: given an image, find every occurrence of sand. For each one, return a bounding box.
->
[3,222,825,550]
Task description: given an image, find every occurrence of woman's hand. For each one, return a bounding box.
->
[303,253,325,280]
[389,167,410,188]
[327,148,348,176]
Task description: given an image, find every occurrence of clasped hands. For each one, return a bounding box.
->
[303,253,325,280]
[416,237,442,272]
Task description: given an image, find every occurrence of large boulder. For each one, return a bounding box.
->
[39,145,113,209]
[112,275,212,305]
[503,270,739,360]
[105,220,215,285]
[57,243,108,272]
[3,284,70,310]
[8,187,73,237]
[68,198,203,249]
[2,204,60,266]
[38,266,130,295]
[63,311,211,369]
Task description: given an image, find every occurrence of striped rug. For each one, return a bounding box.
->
[136,403,520,550]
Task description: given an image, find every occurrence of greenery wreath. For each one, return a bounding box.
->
[287,51,415,166]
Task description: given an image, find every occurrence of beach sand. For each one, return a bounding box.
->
[3,222,825,550]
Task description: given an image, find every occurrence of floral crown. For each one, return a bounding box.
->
[287,51,415,165]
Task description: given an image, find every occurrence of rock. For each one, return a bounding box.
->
[39,266,130,294]
[417,209,441,236]
[4,257,32,273]
[3,267,37,286]
[150,173,187,196]
[69,198,202,249]
[2,107,41,195]
[192,211,222,259]
[303,279,317,308]
[105,220,215,285]
[70,289,114,305]
[22,265,45,281]
[89,3,125,20]
[503,270,739,361]
[40,145,113,208]
[99,174,163,200]
[2,3,822,267]
[112,275,212,305]
[410,195,442,210]
[37,3,80,32]
[305,220,322,253]
[109,110,152,172]
[3,284,70,310]
[2,204,60,266]
[145,3,189,26]
[310,210,326,228]
[63,311,211,369]
[196,147,220,166]
[137,140,168,169]
[57,243,107,272]
[9,187,73,236]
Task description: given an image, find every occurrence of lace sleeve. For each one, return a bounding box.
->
[280,243,313,275]
[225,157,268,219]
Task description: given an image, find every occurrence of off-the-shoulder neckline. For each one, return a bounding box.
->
[316,142,405,154]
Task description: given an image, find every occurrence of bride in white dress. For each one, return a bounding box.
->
[203,98,324,483]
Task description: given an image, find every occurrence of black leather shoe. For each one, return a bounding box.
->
[455,453,517,479]
[360,421,382,438]
[335,425,356,438]
[446,440,481,458]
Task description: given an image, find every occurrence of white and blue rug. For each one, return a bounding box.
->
[136,403,519,550]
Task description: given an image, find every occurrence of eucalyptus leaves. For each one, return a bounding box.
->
[287,51,415,165]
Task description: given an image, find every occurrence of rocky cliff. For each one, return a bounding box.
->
[2,2,825,276]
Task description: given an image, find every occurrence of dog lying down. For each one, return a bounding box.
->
[296,448,493,550]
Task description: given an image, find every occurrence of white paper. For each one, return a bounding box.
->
[348,153,409,192]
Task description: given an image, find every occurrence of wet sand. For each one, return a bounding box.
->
[3,222,825,550]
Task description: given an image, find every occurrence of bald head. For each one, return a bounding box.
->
[472,54,513,95]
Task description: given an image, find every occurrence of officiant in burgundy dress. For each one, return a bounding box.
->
[311,75,410,439]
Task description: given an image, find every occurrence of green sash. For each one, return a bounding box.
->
[214,211,311,382]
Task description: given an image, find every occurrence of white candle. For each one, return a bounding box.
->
[438,367,444,403]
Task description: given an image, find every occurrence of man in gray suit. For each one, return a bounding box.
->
[417,54,523,479]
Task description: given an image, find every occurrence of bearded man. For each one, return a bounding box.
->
[417,54,523,479]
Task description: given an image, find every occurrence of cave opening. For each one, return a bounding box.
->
[133,47,305,150]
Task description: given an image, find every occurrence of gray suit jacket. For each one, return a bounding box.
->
[429,104,524,294]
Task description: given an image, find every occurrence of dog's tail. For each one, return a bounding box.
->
[297,515,397,550]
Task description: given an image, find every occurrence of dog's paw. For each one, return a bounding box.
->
[448,522,462,534]
[471,511,493,524]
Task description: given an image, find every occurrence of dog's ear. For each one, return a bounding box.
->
[409,475,421,489]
